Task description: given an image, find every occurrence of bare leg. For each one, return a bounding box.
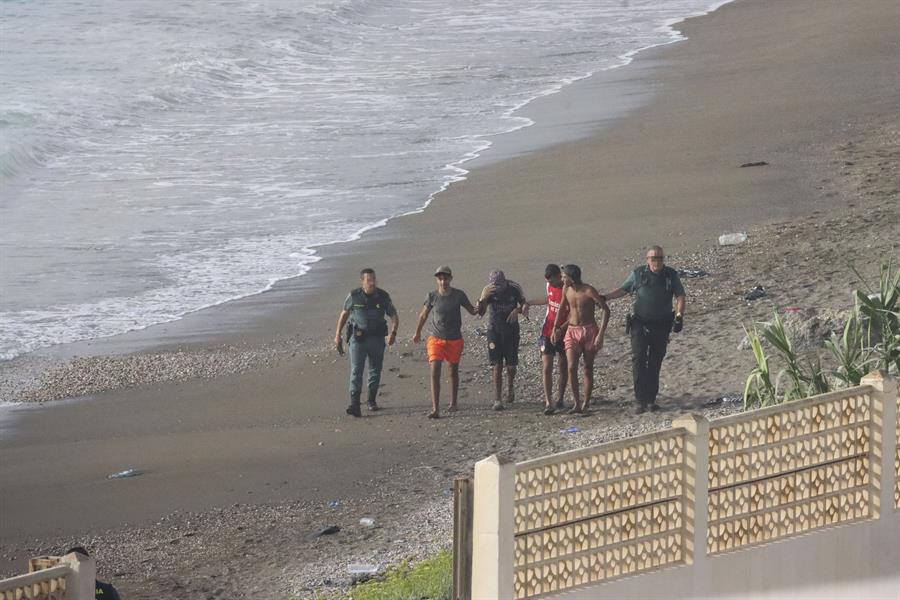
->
[556,353,569,407]
[582,349,597,411]
[541,354,554,407]
[492,364,503,409]
[429,360,442,418]
[506,365,517,402]
[448,363,460,411]
[567,347,583,412]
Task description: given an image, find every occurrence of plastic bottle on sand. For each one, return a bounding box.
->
[718,232,748,246]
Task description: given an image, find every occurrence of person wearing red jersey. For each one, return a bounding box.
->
[524,264,570,415]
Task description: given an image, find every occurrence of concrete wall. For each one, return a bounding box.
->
[0,553,96,600]
[469,371,899,599]
[553,516,900,600]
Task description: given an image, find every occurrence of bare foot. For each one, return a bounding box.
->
[568,405,583,415]
[427,410,440,419]
[447,404,458,413]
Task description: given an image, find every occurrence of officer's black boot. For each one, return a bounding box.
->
[367,388,379,411]
[346,392,362,417]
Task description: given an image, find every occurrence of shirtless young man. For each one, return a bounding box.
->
[551,264,610,414]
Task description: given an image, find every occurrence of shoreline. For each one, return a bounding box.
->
[1,0,898,597]
[0,0,734,377]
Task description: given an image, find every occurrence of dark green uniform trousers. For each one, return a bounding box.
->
[630,316,670,407]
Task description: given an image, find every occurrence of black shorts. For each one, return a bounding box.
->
[538,335,565,356]
[487,326,520,366]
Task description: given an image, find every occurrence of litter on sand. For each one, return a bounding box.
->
[327,500,340,509]
[718,232,748,246]
[108,469,143,479]
[359,518,375,528]
[744,286,766,301]
[705,393,743,407]
[347,564,379,575]
[739,161,769,168]
[310,525,341,539]
[677,268,709,279]
[561,426,580,434]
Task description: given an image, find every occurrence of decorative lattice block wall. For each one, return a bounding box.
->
[707,390,876,554]
[512,430,686,598]
[1,569,68,600]
[895,390,899,510]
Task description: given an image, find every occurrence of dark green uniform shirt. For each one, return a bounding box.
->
[344,287,397,336]
[96,580,121,600]
[621,266,685,321]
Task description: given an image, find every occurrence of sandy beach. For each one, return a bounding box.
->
[1,0,899,597]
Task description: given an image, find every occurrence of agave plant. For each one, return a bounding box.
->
[743,325,778,408]
[741,256,898,411]
[803,354,831,396]
[744,312,833,407]
[758,312,808,401]
[851,257,900,374]
[824,308,875,386]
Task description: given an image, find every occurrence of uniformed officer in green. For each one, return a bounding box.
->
[604,246,686,414]
[334,268,399,417]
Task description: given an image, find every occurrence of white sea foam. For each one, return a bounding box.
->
[0,0,734,361]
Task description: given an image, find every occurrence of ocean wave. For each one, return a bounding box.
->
[1,0,735,360]
[0,236,323,361]
[0,144,47,179]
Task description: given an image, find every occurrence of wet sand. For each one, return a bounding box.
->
[1,0,899,597]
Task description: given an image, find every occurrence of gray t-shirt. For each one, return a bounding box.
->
[426,288,474,340]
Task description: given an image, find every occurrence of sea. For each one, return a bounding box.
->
[0,0,730,361]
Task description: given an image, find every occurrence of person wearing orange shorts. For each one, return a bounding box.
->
[413,266,477,418]
[427,336,464,364]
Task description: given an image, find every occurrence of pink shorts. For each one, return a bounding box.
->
[564,324,599,353]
